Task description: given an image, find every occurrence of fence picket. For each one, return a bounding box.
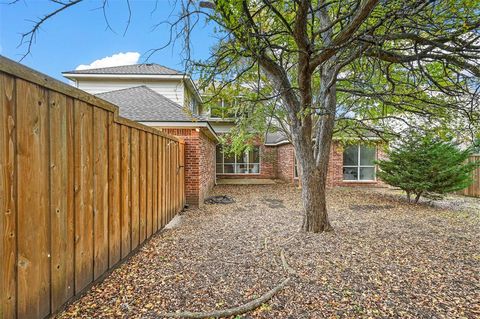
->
[458,156,480,198]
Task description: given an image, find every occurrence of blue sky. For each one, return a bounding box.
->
[0,0,216,82]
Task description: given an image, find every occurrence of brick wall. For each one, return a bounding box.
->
[326,142,344,187]
[156,127,216,207]
[198,130,216,204]
[260,145,277,178]
[274,141,384,187]
[156,126,384,202]
[277,143,295,182]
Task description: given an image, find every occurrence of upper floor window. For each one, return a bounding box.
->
[343,145,376,181]
[209,98,238,119]
[189,98,198,114]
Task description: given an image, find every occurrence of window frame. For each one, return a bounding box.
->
[208,98,238,120]
[216,145,261,175]
[342,145,377,182]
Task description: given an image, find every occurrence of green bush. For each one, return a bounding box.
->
[376,134,479,203]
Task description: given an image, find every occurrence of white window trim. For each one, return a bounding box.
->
[216,146,261,175]
[343,145,377,182]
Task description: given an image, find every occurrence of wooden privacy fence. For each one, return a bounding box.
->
[457,155,480,198]
[0,56,185,319]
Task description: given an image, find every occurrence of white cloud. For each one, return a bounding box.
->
[75,52,140,70]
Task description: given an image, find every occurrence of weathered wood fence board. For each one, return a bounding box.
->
[49,91,75,312]
[130,130,140,250]
[16,79,51,319]
[0,56,185,319]
[93,107,109,280]
[458,155,480,198]
[1,73,17,319]
[108,117,121,268]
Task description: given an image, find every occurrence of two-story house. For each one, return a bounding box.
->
[64,63,384,206]
[63,64,218,207]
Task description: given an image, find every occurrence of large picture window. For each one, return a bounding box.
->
[343,145,376,181]
[216,145,260,174]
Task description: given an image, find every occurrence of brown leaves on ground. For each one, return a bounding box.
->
[56,185,480,319]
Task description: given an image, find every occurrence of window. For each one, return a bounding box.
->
[209,98,237,119]
[189,98,198,114]
[216,145,260,174]
[343,145,376,181]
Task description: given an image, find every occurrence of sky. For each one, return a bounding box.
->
[0,0,217,82]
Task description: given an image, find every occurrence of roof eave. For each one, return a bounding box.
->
[264,140,291,146]
[62,73,187,80]
[264,135,383,146]
[333,136,383,141]
[139,121,219,141]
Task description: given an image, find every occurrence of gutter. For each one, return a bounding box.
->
[264,140,291,146]
[62,73,189,80]
[139,121,219,142]
[264,135,383,147]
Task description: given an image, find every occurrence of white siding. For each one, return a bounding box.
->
[184,85,203,113]
[75,79,185,105]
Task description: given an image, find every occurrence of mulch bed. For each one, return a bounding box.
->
[56,185,480,319]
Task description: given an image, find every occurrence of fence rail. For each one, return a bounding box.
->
[457,155,480,198]
[0,56,185,319]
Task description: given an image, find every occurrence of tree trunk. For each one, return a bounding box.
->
[414,192,423,203]
[297,62,337,233]
[295,62,336,233]
[300,166,333,232]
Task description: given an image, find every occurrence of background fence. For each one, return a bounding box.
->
[0,56,185,319]
[457,155,480,198]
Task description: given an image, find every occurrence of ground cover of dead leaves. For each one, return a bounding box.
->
[57,185,480,319]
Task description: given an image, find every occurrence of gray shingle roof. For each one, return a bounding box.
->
[265,131,289,145]
[64,63,180,75]
[96,86,200,122]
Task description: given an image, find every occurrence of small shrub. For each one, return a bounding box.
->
[376,134,479,203]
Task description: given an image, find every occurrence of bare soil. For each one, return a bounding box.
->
[56,185,480,319]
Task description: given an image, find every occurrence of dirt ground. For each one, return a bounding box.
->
[57,184,480,319]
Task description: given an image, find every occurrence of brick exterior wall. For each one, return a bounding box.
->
[326,142,344,187]
[199,130,216,204]
[277,143,295,182]
[260,145,277,178]
[155,127,383,202]
[274,141,385,187]
[156,127,216,207]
